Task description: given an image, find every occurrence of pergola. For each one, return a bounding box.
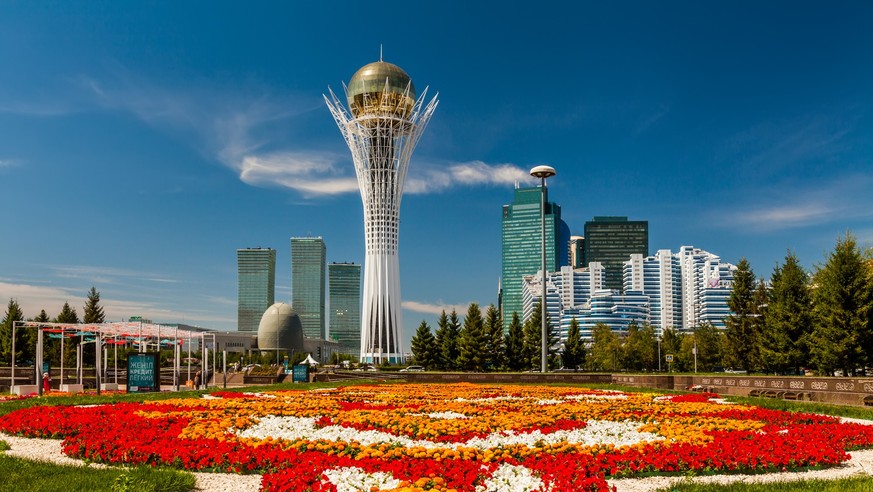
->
[10,320,210,396]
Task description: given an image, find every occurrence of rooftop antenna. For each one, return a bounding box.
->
[380,44,383,62]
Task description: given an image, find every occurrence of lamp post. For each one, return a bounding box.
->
[530,165,556,373]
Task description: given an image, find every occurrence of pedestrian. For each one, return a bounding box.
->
[42,372,51,392]
[194,370,202,388]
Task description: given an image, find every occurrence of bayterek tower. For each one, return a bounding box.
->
[325,58,438,363]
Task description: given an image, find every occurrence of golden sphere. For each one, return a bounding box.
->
[347,61,416,119]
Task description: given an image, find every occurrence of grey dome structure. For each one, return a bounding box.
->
[256,303,304,351]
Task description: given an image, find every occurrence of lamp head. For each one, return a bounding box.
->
[530,165,556,179]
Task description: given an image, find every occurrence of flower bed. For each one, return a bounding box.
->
[2,383,873,491]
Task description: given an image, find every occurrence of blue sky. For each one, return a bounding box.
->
[2,2,872,347]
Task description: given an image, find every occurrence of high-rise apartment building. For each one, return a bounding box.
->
[583,216,648,292]
[328,262,362,358]
[501,185,568,331]
[237,248,276,332]
[623,250,682,334]
[623,246,736,331]
[291,237,326,339]
[676,246,735,329]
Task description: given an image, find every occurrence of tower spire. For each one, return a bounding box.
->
[379,44,383,62]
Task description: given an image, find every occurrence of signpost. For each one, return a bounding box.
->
[126,352,160,393]
[665,354,674,373]
[292,364,308,383]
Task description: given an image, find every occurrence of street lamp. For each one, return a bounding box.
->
[530,165,556,373]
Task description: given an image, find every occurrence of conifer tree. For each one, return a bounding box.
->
[723,258,759,372]
[457,303,486,371]
[759,252,812,374]
[482,304,505,371]
[809,233,873,376]
[410,320,438,370]
[522,301,558,370]
[437,310,461,370]
[561,317,585,369]
[433,310,450,370]
[56,301,80,368]
[83,286,105,324]
[504,312,525,371]
[0,299,26,361]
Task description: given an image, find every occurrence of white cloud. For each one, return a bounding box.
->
[60,70,537,198]
[405,161,534,194]
[723,174,873,231]
[51,265,177,285]
[402,300,471,316]
[0,158,19,169]
[0,281,233,326]
[238,153,359,197]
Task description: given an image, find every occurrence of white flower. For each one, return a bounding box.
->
[322,466,401,492]
[476,464,547,492]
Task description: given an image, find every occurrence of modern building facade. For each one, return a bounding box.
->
[237,248,276,333]
[569,235,584,268]
[291,237,326,339]
[520,245,737,342]
[623,250,683,334]
[325,59,438,363]
[583,216,648,292]
[328,262,362,358]
[501,185,568,332]
[676,246,736,329]
[622,246,737,331]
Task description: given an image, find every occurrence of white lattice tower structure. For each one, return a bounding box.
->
[325,60,438,363]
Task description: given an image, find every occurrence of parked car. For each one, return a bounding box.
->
[400,365,424,372]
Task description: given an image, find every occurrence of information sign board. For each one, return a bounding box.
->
[127,352,160,393]
[292,364,309,383]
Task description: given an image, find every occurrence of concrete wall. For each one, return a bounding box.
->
[613,374,873,407]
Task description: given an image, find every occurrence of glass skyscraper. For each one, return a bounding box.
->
[291,237,326,339]
[328,262,362,358]
[501,186,567,332]
[237,248,276,332]
[583,216,648,292]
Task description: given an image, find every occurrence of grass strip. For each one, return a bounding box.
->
[0,454,195,492]
[656,475,873,491]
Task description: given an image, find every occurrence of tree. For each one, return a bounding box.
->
[83,287,105,324]
[56,302,80,324]
[587,323,621,371]
[809,233,873,376]
[504,312,525,371]
[623,323,657,371]
[482,304,505,371]
[561,317,585,370]
[522,301,559,370]
[723,258,760,372]
[436,310,461,371]
[410,321,439,370]
[660,328,684,371]
[457,303,486,371]
[679,323,724,372]
[433,311,450,370]
[56,302,80,368]
[1,299,26,362]
[759,252,812,374]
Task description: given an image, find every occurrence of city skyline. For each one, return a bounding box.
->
[1,3,872,351]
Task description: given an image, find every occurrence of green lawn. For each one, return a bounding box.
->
[656,475,873,491]
[0,454,195,492]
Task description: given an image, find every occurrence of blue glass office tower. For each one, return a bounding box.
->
[237,248,276,332]
[291,237,326,339]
